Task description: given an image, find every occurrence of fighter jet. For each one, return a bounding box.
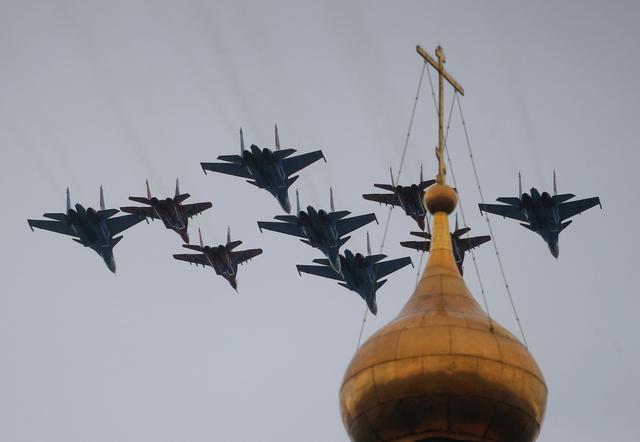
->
[401,215,491,275]
[479,172,601,258]
[296,233,412,315]
[363,166,436,230]
[201,125,326,213]
[173,227,263,291]
[27,187,143,273]
[120,178,212,243]
[257,188,377,272]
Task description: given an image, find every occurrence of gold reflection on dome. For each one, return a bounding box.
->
[338,183,547,441]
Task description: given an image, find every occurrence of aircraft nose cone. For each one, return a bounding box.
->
[106,257,116,273]
[277,192,291,214]
[178,229,190,244]
[229,278,238,291]
[330,255,342,273]
[551,244,559,259]
[416,215,426,231]
[369,299,378,316]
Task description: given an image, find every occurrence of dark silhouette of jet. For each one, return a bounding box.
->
[27,187,143,273]
[257,188,377,272]
[173,228,262,291]
[401,215,491,275]
[479,172,601,258]
[201,125,326,213]
[296,233,412,315]
[120,178,212,243]
[363,166,435,230]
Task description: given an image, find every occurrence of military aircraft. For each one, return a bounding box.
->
[296,233,412,315]
[401,215,491,275]
[173,227,263,291]
[363,166,436,230]
[201,125,326,213]
[257,188,377,272]
[27,187,143,273]
[478,172,601,258]
[120,178,212,243]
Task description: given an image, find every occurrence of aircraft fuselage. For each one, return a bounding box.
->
[66,204,117,271]
[341,250,378,313]
[519,188,562,257]
[241,146,290,212]
[298,206,342,270]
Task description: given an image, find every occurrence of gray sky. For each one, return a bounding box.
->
[1,1,638,441]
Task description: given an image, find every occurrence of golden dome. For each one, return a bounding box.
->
[339,184,547,442]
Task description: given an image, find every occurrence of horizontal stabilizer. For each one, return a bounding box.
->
[329,210,351,221]
[174,193,191,204]
[496,197,522,206]
[129,196,151,205]
[202,162,252,179]
[453,227,471,237]
[419,179,436,191]
[273,215,298,223]
[409,231,431,239]
[98,209,119,219]
[400,240,430,252]
[312,258,331,266]
[366,254,387,265]
[373,183,395,192]
[227,240,242,250]
[552,193,575,204]
[217,154,243,163]
[182,244,205,252]
[282,150,325,176]
[272,148,296,159]
[43,213,68,221]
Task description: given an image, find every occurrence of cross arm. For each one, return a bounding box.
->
[416,45,465,96]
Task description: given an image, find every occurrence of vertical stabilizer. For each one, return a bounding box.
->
[227,226,231,245]
[66,187,71,212]
[455,213,459,231]
[389,166,395,187]
[240,127,245,154]
[199,228,204,248]
[330,187,335,212]
[518,172,523,198]
[420,164,423,183]
[175,177,180,198]
[553,170,558,195]
[296,189,300,214]
[99,185,105,210]
[367,231,372,256]
[275,124,280,150]
[146,179,152,199]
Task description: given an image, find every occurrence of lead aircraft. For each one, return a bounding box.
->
[27,187,143,273]
[201,125,326,213]
[479,172,601,258]
[363,166,435,230]
[120,178,212,244]
[296,233,412,315]
[257,188,377,272]
[173,227,262,291]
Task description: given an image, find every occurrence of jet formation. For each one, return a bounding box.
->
[479,172,601,258]
[173,228,262,290]
[120,178,212,243]
[257,188,377,272]
[363,166,435,230]
[401,215,491,275]
[201,126,325,213]
[297,233,413,315]
[27,187,143,273]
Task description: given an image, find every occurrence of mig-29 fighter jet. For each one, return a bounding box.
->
[296,233,412,315]
[201,125,326,213]
[257,188,377,272]
[363,166,436,230]
[401,215,491,275]
[27,187,143,273]
[120,178,212,244]
[173,227,263,291]
[479,172,601,258]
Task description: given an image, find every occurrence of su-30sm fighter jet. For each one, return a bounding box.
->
[296,234,412,315]
[363,166,436,230]
[120,178,212,243]
[27,187,143,273]
[173,228,262,291]
[257,188,377,272]
[401,215,491,275]
[201,125,326,213]
[479,172,601,258]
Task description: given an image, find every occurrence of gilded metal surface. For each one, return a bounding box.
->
[339,187,547,442]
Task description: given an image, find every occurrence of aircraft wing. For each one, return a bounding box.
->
[558,197,601,221]
[478,203,528,222]
[419,179,436,190]
[362,192,399,207]
[400,240,430,252]
[201,162,252,179]
[257,220,306,238]
[296,264,344,281]
[173,253,210,267]
[231,248,263,266]
[27,219,77,237]
[335,213,377,237]
[458,235,491,252]
[119,205,158,220]
[181,202,213,219]
[107,214,144,236]
[282,150,325,176]
[374,256,413,280]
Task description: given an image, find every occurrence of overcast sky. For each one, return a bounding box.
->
[1,1,638,441]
